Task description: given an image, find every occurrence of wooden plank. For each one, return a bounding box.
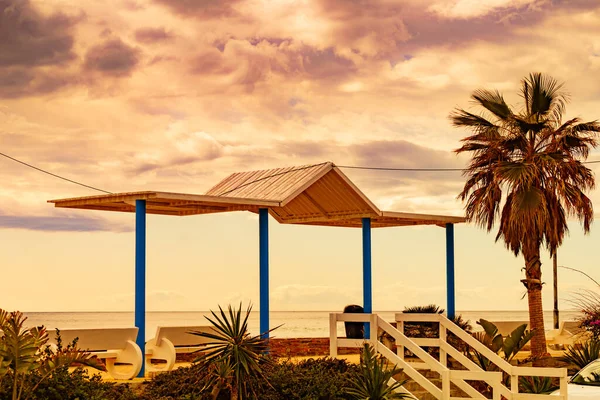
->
[280,163,333,206]
[395,313,442,322]
[381,211,466,224]
[49,191,159,206]
[333,313,371,322]
[331,167,381,214]
[156,193,280,207]
[281,212,376,224]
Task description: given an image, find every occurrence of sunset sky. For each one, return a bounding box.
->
[2,0,600,313]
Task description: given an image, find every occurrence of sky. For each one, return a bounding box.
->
[2,0,600,314]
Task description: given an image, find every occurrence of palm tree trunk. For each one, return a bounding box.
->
[522,244,548,359]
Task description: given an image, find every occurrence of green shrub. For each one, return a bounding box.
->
[401,304,472,356]
[254,357,358,400]
[344,344,410,400]
[141,357,358,400]
[0,368,137,400]
[519,376,559,394]
[139,363,213,400]
[560,339,600,370]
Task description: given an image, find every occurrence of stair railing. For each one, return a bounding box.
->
[330,313,503,400]
[396,313,569,400]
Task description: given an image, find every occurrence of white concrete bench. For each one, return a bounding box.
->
[145,326,216,372]
[547,321,587,348]
[488,321,529,337]
[49,328,142,380]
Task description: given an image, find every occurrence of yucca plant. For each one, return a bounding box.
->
[0,309,104,400]
[345,343,412,400]
[559,339,600,369]
[189,303,274,400]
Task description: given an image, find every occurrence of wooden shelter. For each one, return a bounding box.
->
[49,161,465,376]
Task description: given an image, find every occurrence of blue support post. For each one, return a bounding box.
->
[259,209,270,338]
[135,200,146,377]
[362,218,372,339]
[446,223,455,320]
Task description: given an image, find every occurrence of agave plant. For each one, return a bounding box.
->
[345,343,412,400]
[519,376,559,394]
[0,309,104,400]
[189,303,274,400]
[559,339,600,369]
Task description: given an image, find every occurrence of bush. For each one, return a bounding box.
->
[401,304,472,356]
[570,290,600,338]
[141,357,359,400]
[139,363,212,400]
[252,357,358,400]
[559,339,600,370]
[0,368,138,400]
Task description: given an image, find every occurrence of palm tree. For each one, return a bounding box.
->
[450,73,600,358]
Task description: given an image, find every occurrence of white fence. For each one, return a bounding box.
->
[329,313,568,400]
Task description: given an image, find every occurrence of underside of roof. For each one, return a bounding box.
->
[49,162,466,228]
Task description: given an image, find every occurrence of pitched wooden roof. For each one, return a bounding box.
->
[49,162,466,228]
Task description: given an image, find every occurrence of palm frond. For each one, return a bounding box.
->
[521,72,568,123]
[471,89,513,121]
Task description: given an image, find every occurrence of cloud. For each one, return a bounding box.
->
[350,140,462,169]
[84,38,141,77]
[127,129,225,175]
[134,27,174,44]
[0,68,74,99]
[0,0,82,98]
[189,40,358,90]
[152,0,243,18]
[0,0,80,67]
[0,214,132,232]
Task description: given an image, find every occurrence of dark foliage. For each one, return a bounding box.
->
[0,368,137,400]
[140,363,213,400]
[245,357,358,400]
[141,357,358,400]
[559,339,600,370]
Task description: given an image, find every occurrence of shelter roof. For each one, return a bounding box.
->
[49,162,465,228]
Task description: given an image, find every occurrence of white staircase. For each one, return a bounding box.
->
[329,313,568,400]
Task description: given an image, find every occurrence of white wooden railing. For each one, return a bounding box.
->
[329,313,569,400]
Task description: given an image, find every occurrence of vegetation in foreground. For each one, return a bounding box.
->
[0,309,108,400]
[3,303,594,399]
[451,72,600,358]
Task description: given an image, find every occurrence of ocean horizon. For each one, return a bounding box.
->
[22,310,582,340]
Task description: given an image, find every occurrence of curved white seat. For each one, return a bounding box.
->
[49,328,142,380]
[145,326,216,373]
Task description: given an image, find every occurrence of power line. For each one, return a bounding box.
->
[3,147,600,196]
[337,159,600,172]
[337,165,464,172]
[0,151,112,194]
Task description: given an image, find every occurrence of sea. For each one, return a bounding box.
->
[22,310,582,341]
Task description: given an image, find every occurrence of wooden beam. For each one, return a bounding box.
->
[281,212,376,224]
[280,163,333,207]
[300,192,331,217]
[50,192,159,207]
[156,192,280,207]
[331,167,381,214]
[381,211,466,224]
